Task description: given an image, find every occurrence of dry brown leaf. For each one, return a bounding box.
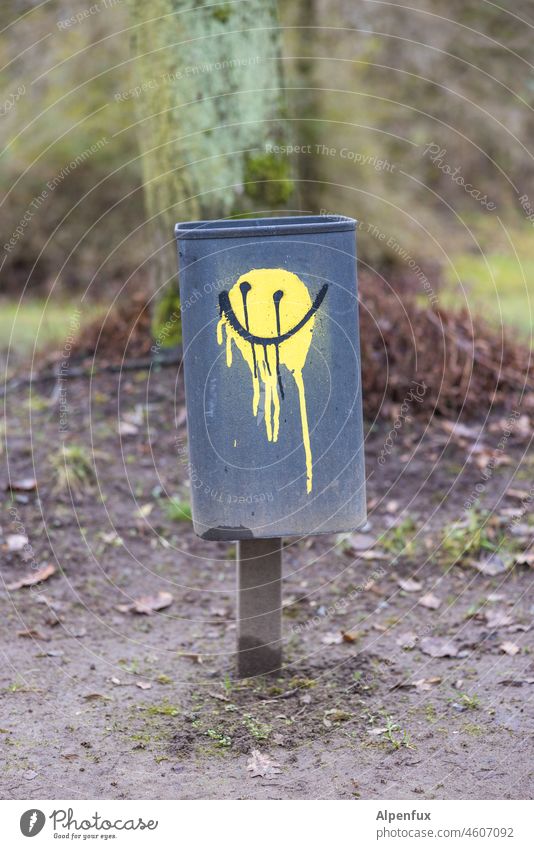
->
[17,628,49,641]
[500,641,520,656]
[178,652,203,664]
[485,609,513,629]
[6,563,56,591]
[116,591,173,615]
[246,749,281,778]
[475,555,507,577]
[506,488,531,500]
[398,578,422,593]
[341,630,360,643]
[393,676,441,691]
[7,477,37,492]
[515,549,534,568]
[322,632,342,645]
[346,533,376,551]
[442,420,481,441]
[414,676,442,691]
[396,632,418,649]
[359,550,388,561]
[418,593,442,610]
[420,637,458,658]
[5,533,28,552]
[118,421,138,436]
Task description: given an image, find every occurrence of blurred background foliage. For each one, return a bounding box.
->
[1,0,533,347]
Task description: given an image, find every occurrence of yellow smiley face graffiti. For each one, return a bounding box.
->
[216,269,328,493]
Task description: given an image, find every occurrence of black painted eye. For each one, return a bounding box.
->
[218,284,328,347]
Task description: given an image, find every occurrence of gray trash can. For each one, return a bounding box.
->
[175,215,366,540]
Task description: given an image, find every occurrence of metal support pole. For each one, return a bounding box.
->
[236,538,282,677]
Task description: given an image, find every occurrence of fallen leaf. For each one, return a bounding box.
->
[83,693,111,701]
[442,420,481,441]
[475,555,507,577]
[60,752,78,761]
[485,609,513,628]
[398,578,422,593]
[178,652,203,664]
[137,503,154,519]
[515,549,534,568]
[392,676,441,691]
[208,691,230,703]
[116,591,173,615]
[359,549,388,561]
[6,563,56,590]
[323,708,352,727]
[420,637,458,658]
[6,477,36,492]
[100,530,124,546]
[17,628,49,641]
[414,676,442,690]
[246,749,281,778]
[506,488,531,500]
[322,632,342,645]
[341,630,360,643]
[418,593,442,610]
[346,533,376,551]
[500,641,520,656]
[118,421,138,436]
[5,533,28,552]
[396,632,418,649]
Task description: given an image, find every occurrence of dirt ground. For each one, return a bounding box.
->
[0,365,533,800]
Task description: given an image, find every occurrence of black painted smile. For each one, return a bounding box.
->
[218,283,328,346]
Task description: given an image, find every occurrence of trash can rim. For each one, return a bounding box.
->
[175,214,356,240]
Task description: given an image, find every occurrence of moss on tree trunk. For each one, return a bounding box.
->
[126,0,293,345]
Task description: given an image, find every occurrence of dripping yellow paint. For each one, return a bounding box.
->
[217,268,327,494]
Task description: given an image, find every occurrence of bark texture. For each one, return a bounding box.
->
[127,0,293,343]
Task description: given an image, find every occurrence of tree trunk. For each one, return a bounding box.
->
[126,0,293,345]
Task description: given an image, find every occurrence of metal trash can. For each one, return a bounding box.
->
[175,215,366,540]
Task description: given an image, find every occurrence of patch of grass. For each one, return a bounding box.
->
[165,497,192,523]
[443,246,534,337]
[49,444,96,497]
[383,716,414,750]
[381,517,418,558]
[462,722,484,736]
[459,693,480,711]
[206,728,232,748]
[143,701,180,717]
[425,704,437,723]
[0,298,104,357]
[288,677,317,690]
[242,714,271,741]
[439,509,494,565]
